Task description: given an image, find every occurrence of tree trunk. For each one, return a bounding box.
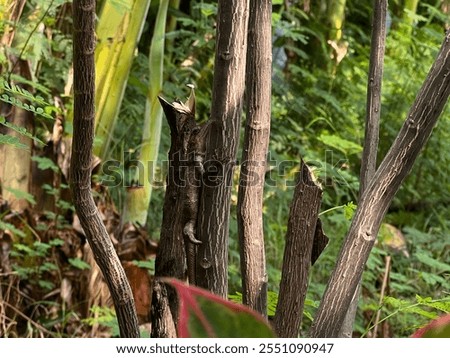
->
[196,0,249,297]
[1,101,33,212]
[273,160,323,337]
[238,0,271,317]
[0,1,32,211]
[339,0,388,338]
[310,30,450,337]
[71,0,139,338]
[151,93,200,337]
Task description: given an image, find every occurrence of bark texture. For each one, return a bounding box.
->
[71,0,139,338]
[360,0,387,196]
[237,0,271,317]
[151,97,194,338]
[151,93,209,337]
[310,30,450,337]
[339,0,388,338]
[273,160,323,337]
[196,0,249,297]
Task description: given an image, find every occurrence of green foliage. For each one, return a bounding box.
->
[0,133,30,149]
[82,306,151,337]
[363,295,450,337]
[32,156,59,172]
[132,259,155,275]
[3,187,36,205]
[10,238,63,290]
[68,258,91,270]
[0,80,53,119]
[0,116,46,146]
[1,0,448,338]
[0,220,27,238]
[83,306,120,337]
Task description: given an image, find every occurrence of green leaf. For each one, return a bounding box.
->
[33,241,52,256]
[14,243,34,255]
[416,296,450,314]
[384,296,409,308]
[68,258,91,270]
[132,259,155,273]
[317,133,363,156]
[40,262,59,272]
[344,201,357,220]
[0,80,53,119]
[0,116,46,145]
[0,133,30,150]
[267,291,278,316]
[415,251,450,272]
[0,220,26,238]
[167,278,276,338]
[403,306,437,320]
[48,238,65,247]
[38,280,55,290]
[32,156,59,172]
[3,187,36,205]
[42,184,59,195]
[56,199,74,211]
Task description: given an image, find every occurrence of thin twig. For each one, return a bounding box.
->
[1,300,54,336]
[372,255,391,338]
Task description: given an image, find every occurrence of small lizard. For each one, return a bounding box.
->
[182,120,211,285]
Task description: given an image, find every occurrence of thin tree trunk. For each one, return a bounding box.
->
[238,0,271,317]
[339,0,387,338]
[71,0,139,338]
[151,93,199,338]
[196,0,249,297]
[273,160,323,337]
[310,30,450,337]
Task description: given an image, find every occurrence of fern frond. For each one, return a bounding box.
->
[0,79,53,119]
[0,116,46,146]
[0,133,30,150]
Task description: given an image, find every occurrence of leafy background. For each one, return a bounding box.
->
[0,0,449,337]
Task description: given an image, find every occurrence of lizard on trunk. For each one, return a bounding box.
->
[158,85,210,286]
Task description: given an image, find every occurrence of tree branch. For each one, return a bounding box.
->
[196,0,249,297]
[273,160,323,337]
[339,0,388,337]
[310,30,450,338]
[71,0,139,338]
[238,0,272,316]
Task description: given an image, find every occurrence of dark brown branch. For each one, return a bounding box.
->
[196,0,249,297]
[151,96,194,338]
[360,0,387,195]
[238,0,272,317]
[273,160,323,337]
[310,30,450,338]
[340,0,388,338]
[71,0,139,338]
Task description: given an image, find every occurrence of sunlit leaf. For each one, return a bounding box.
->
[69,258,91,270]
[3,187,36,205]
